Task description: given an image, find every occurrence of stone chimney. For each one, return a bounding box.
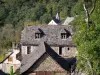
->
[12,42,16,49]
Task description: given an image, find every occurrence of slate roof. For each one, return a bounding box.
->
[20,41,46,74]
[20,25,75,46]
[20,42,76,74]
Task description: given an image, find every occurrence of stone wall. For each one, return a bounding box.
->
[21,45,77,58]
[21,46,37,57]
[35,56,65,71]
[21,46,27,55]
[30,46,38,53]
[64,47,77,57]
[51,46,77,57]
[33,56,69,75]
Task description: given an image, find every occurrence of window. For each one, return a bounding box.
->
[59,47,62,55]
[8,57,13,62]
[68,47,70,50]
[27,46,31,54]
[61,33,67,39]
[35,33,41,39]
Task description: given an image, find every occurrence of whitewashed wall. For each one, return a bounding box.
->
[21,46,27,55]
[2,49,21,73]
[2,63,20,73]
[31,46,37,52]
[0,63,2,70]
[21,46,38,56]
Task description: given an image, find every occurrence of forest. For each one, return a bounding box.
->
[0,0,78,55]
[0,0,100,75]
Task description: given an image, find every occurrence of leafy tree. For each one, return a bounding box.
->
[72,0,100,75]
[40,13,52,24]
[0,24,15,53]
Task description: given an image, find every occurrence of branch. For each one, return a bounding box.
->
[89,0,96,15]
[87,60,92,69]
[83,3,90,28]
[83,3,89,18]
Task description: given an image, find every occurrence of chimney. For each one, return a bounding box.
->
[12,42,16,49]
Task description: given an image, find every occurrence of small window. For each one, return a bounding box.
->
[35,33,41,39]
[59,47,62,55]
[68,47,70,50]
[61,33,67,39]
[8,57,13,62]
[27,46,31,54]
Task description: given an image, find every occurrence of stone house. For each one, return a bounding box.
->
[20,25,77,75]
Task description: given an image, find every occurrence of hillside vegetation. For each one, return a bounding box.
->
[0,0,100,75]
[0,0,78,54]
[72,0,100,75]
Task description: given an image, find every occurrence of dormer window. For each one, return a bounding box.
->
[35,33,41,39]
[61,33,67,39]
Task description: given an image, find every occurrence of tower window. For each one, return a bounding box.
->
[61,33,67,39]
[35,33,41,39]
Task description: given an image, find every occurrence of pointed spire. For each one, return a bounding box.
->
[55,12,60,21]
[48,12,60,25]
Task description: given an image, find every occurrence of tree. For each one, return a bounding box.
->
[83,0,96,29]
[72,0,100,75]
[0,24,15,52]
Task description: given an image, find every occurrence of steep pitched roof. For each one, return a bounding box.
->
[21,25,75,46]
[63,17,74,25]
[48,19,58,25]
[20,42,76,74]
[20,41,46,74]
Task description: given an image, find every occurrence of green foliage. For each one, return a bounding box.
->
[72,0,100,74]
[40,13,52,24]
[0,1,100,75]
[0,0,78,28]
[0,24,15,56]
[0,55,5,62]
[0,0,78,58]
[71,0,84,16]
[10,66,14,75]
